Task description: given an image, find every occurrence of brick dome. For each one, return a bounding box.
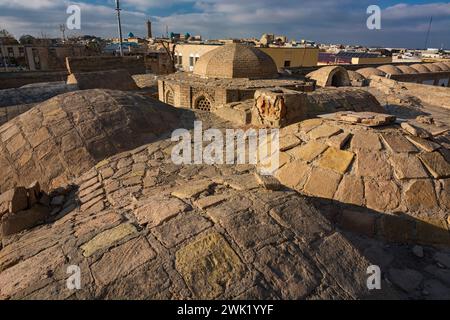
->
[193,43,278,79]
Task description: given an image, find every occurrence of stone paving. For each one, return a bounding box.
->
[274,116,450,246]
[0,89,450,300]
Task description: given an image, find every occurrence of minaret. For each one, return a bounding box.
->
[147,19,152,39]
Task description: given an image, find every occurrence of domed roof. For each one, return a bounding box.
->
[424,63,443,72]
[0,89,182,192]
[347,70,366,81]
[410,64,431,73]
[193,43,278,79]
[377,65,403,75]
[356,67,386,78]
[397,65,419,74]
[442,61,450,69]
[433,62,450,71]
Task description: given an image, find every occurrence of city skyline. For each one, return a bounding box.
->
[0,0,449,48]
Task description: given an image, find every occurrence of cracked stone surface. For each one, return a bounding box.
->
[0,90,449,300]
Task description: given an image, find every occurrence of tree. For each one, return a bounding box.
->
[19,35,36,45]
[0,29,13,38]
[0,29,18,44]
[155,39,177,73]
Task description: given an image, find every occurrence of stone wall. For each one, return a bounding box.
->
[0,71,68,89]
[67,69,139,91]
[66,56,145,75]
[369,75,450,110]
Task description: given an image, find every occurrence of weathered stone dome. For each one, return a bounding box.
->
[377,65,403,75]
[433,62,450,71]
[397,65,419,74]
[0,89,183,192]
[424,63,443,72]
[410,64,431,73]
[356,67,386,78]
[193,43,278,79]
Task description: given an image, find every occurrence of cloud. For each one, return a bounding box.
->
[0,0,449,48]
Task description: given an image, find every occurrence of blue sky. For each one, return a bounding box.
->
[0,0,448,48]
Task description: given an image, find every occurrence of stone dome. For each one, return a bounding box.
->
[410,64,431,73]
[347,70,366,81]
[356,67,386,78]
[397,65,419,74]
[433,62,450,71]
[377,65,403,75]
[424,63,443,72]
[193,43,278,79]
[0,89,183,192]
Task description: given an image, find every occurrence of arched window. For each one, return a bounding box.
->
[195,96,211,111]
[165,90,174,105]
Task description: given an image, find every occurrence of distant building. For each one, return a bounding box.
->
[147,20,152,39]
[0,43,90,71]
[319,51,392,65]
[174,43,318,72]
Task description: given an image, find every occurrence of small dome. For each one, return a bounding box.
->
[193,43,278,79]
[356,67,386,78]
[397,65,419,74]
[424,63,443,72]
[128,32,135,38]
[377,65,403,75]
[410,64,432,73]
[433,62,450,71]
[347,70,366,81]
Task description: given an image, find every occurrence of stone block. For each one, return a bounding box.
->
[175,232,245,299]
[401,122,431,138]
[418,151,450,179]
[275,160,310,190]
[350,132,382,151]
[380,133,417,153]
[303,167,342,199]
[315,147,354,174]
[334,175,365,206]
[390,153,429,180]
[326,132,351,149]
[134,196,190,228]
[288,141,328,162]
[365,179,400,212]
[356,151,392,179]
[171,180,214,199]
[80,223,138,257]
[405,135,441,152]
[308,124,342,140]
[0,187,28,215]
[404,180,438,212]
[1,204,50,238]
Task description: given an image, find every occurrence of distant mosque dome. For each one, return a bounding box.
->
[128,32,135,38]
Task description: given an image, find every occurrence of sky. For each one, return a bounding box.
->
[0,0,448,48]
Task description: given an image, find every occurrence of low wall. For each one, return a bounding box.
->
[67,69,139,91]
[0,71,68,89]
[369,75,450,109]
[66,56,145,75]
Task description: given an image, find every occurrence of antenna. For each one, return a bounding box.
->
[424,16,432,50]
[115,0,124,56]
[59,24,66,43]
